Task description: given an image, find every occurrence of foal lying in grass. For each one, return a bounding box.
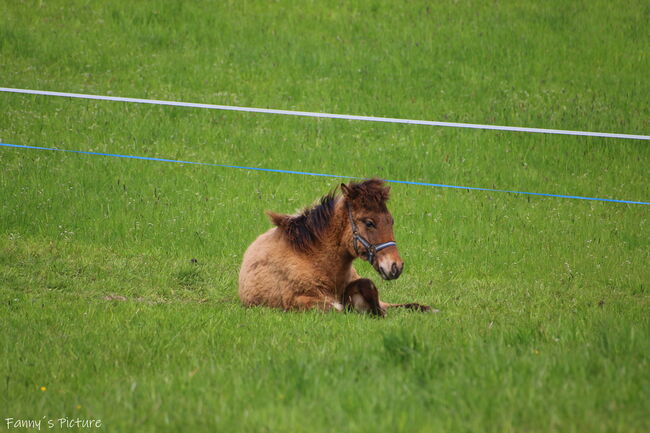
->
[238,179,433,316]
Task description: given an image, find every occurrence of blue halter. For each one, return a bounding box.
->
[346,203,397,265]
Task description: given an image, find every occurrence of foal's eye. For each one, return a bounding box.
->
[364,220,376,229]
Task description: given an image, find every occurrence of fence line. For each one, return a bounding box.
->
[1,142,648,205]
[1,87,648,140]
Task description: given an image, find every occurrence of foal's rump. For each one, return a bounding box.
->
[238,228,282,307]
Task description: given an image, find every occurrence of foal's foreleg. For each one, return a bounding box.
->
[343,279,437,316]
[379,301,438,313]
[342,279,385,317]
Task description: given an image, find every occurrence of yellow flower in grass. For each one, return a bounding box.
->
[40,386,47,392]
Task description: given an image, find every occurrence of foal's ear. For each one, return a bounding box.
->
[340,183,351,197]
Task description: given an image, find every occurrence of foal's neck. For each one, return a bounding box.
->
[310,199,355,273]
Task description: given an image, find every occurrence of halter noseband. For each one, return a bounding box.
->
[346,202,397,265]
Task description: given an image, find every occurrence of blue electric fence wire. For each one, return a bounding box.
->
[1,142,648,206]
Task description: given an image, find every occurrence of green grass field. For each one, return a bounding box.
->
[1,1,649,431]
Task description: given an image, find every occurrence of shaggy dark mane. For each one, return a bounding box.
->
[267,191,337,252]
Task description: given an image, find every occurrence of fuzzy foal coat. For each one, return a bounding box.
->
[238,195,361,311]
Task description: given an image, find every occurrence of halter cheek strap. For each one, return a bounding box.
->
[347,203,397,265]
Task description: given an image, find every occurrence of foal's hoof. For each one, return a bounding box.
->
[405,303,439,313]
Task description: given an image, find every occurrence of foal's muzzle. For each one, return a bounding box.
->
[377,255,404,280]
